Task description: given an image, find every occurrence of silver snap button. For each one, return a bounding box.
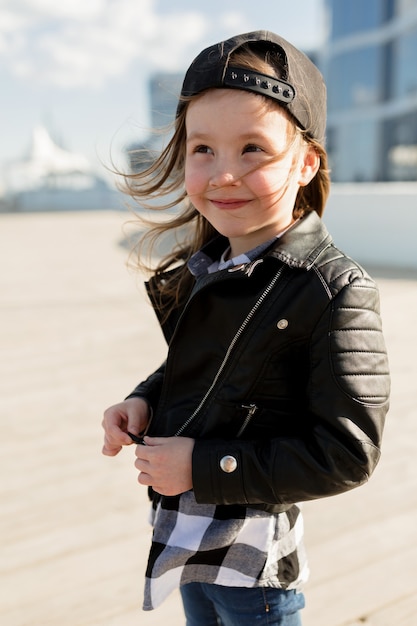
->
[228,264,246,273]
[277,318,289,330]
[220,455,238,473]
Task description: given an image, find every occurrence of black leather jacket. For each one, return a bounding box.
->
[128,212,390,513]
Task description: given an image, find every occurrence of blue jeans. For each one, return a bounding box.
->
[180,583,305,626]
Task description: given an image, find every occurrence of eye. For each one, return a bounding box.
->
[243,144,263,153]
[193,145,213,154]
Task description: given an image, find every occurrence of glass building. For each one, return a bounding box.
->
[322,0,417,181]
[148,73,182,129]
[128,73,182,172]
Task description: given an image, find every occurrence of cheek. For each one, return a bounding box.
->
[246,169,285,197]
[184,161,204,196]
[250,160,297,195]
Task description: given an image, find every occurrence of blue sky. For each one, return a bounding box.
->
[0,0,325,177]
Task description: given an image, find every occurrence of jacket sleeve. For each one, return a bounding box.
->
[192,274,390,506]
[125,361,166,413]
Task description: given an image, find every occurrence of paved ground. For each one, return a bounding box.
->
[1,210,416,626]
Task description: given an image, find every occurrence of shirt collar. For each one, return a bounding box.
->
[188,220,304,277]
[188,236,279,277]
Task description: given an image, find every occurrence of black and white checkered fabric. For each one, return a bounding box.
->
[142,491,308,610]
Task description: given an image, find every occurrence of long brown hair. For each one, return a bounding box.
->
[120,45,330,316]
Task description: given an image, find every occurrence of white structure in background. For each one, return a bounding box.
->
[0,125,121,211]
[324,182,417,271]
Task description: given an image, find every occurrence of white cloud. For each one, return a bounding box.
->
[0,7,28,55]
[216,11,250,33]
[143,13,207,71]
[0,0,326,90]
[19,0,104,21]
[0,0,209,88]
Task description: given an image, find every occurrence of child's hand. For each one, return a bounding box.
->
[102,397,150,457]
[134,436,194,496]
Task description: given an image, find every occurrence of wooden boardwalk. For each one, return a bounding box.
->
[1,211,416,626]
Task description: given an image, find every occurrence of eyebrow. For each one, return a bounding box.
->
[186,132,210,143]
[186,130,271,143]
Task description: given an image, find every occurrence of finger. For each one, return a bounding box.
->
[102,443,122,456]
[134,443,152,460]
[108,423,131,441]
[106,429,133,448]
[142,436,165,446]
[134,456,151,471]
[138,472,152,486]
[102,431,132,455]
[127,418,144,437]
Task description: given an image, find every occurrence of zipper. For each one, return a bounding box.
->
[174,264,284,437]
[236,403,258,437]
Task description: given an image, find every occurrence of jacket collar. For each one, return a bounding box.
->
[198,211,332,271]
[268,211,332,269]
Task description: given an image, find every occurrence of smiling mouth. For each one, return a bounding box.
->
[210,199,250,210]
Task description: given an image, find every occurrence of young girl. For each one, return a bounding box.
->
[102,31,390,625]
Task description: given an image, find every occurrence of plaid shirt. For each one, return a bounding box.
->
[143,492,308,610]
[143,230,309,611]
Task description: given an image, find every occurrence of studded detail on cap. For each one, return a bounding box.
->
[223,67,295,104]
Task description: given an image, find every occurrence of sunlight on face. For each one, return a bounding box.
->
[184,89,317,256]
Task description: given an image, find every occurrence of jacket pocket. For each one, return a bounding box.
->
[236,403,258,437]
[193,400,259,439]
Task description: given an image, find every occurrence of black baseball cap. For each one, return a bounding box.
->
[178,30,326,144]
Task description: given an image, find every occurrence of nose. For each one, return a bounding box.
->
[209,167,240,188]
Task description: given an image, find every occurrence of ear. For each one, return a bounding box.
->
[298,145,320,187]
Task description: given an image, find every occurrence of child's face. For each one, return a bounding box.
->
[184,89,319,256]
